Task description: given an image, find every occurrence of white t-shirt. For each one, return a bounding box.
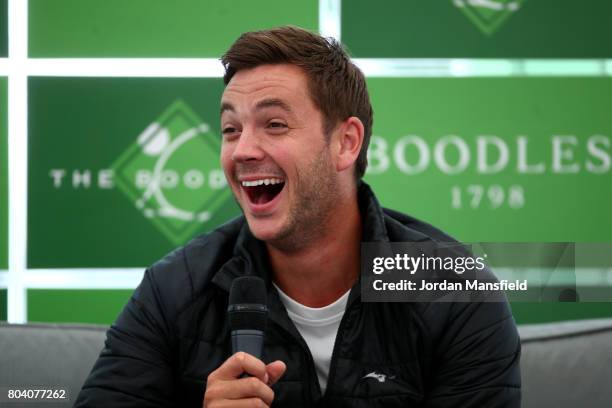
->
[274,284,350,394]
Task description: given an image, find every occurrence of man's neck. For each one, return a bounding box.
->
[267,193,362,308]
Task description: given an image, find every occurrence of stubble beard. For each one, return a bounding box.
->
[269,147,340,253]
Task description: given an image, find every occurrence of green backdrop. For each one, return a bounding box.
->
[28,77,240,268]
[364,77,612,243]
[29,77,612,269]
[2,1,611,325]
[22,290,612,326]
[29,0,318,57]
[27,290,132,325]
[343,0,612,58]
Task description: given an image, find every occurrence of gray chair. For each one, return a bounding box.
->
[2,319,612,407]
[0,323,106,407]
[519,318,612,408]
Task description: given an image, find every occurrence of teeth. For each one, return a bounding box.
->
[241,178,284,187]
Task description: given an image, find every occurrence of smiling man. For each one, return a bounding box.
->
[220,63,353,250]
[75,26,520,407]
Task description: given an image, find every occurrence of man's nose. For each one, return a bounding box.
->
[231,127,265,162]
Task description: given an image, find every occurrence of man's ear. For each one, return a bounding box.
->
[335,116,364,172]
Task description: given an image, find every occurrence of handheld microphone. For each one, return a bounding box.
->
[228,276,268,360]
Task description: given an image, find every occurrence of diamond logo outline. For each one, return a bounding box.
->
[110,99,233,245]
[453,0,527,35]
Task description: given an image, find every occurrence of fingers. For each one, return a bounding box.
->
[207,397,269,408]
[206,376,274,406]
[265,360,287,386]
[208,352,268,383]
[204,354,287,408]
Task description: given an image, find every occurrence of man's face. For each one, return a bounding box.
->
[220,64,340,249]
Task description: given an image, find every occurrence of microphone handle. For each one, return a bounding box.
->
[231,329,265,360]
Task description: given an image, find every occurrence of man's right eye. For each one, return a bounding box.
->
[222,128,241,142]
[223,127,238,136]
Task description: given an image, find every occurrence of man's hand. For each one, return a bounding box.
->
[203,352,286,408]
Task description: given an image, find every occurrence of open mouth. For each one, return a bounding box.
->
[241,178,286,206]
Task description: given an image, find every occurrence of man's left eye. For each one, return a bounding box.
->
[268,122,287,129]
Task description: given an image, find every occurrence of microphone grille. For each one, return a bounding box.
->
[228,276,268,332]
[229,276,267,305]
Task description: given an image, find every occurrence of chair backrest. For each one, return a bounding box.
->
[3,318,612,407]
[519,318,612,408]
[0,322,107,406]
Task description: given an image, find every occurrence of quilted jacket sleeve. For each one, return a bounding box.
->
[426,300,521,407]
[74,268,177,407]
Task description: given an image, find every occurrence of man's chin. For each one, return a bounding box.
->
[244,217,286,242]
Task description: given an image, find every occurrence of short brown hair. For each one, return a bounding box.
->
[221,25,373,180]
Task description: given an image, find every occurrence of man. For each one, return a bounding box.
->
[76,26,520,407]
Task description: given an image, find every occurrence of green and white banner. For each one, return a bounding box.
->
[27,77,612,269]
[28,0,318,57]
[363,77,612,242]
[343,0,612,58]
[28,77,240,268]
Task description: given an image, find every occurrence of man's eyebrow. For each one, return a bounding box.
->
[255,98,293,113]
[220,98,293,116]
[220,102,235,115]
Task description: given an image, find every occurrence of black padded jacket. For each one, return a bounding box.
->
[75,183,521,407]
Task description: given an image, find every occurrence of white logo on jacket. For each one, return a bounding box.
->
[362,372,396,383]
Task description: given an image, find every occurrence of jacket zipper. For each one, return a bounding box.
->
[323,295,357,399]
[301,332,323,401]
[271,319,321,405]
